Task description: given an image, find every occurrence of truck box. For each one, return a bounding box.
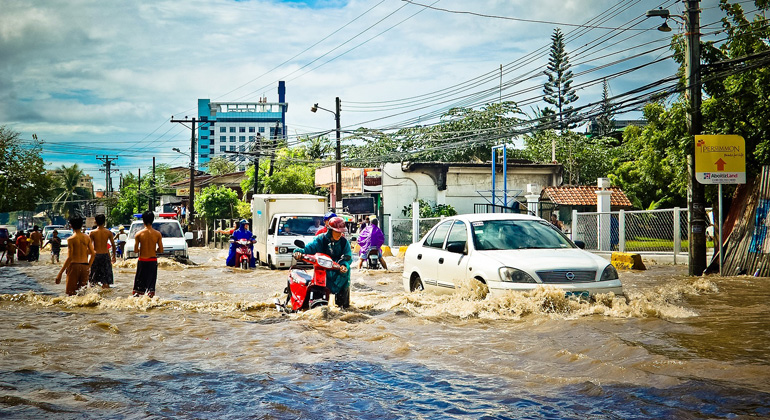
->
[251,194,327,269]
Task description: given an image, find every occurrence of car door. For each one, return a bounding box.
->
[436,220,470,291]
[415,220,453,293]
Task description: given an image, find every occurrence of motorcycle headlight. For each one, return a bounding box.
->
[499,267,537,283]
[600,264,619,281]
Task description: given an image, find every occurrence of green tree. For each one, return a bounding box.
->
[542,28,579,131]
[236,200,251,220]
[241,146,324,195]
[594,79,617,140]
[195,185,239,221]
[204,156,237,176]
[0,126,55,212]
[52,164,92,219]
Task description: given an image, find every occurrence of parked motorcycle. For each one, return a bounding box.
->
[275,240,351,313]
[230,237,254,270]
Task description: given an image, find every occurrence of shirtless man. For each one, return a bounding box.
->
[56,217,95,296]
[88,214,116,289]
[28,226,43,262]
[132,211,163,298]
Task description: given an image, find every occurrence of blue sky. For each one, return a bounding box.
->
[0,0,731,190]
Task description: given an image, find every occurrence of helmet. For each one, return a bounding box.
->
[323,212,337,221]
[239,219,249,226]
[327,217,347,233]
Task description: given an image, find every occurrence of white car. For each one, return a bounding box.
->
[123,219,193,259]
[402,213,623,298]
[44,229,74,247]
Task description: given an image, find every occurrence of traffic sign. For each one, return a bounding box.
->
[695,134,746,184]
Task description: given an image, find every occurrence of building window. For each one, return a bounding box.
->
[239,166,246,171]
[230,136,236,142]
[239,145,245,151]
[200,116,208,121]
[229,127,236,132]
[210,148,214,154]
[200,135,208,140]
[220,146,226,152]
[201,154,208,159]
[258,126,265,133]
[239,136,245,142]
[220,136,226,141]
[239,127,246,133]
[248,136,255,141]
[249,127,255,133]
[209,130,215,136]
[220,127,226,133]
[229,146,236,151]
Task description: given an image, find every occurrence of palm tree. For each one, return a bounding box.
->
[53,164,90,219]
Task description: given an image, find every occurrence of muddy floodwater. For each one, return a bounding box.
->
[1,247,769,419]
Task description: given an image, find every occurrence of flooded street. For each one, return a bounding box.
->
[1,247,769,419]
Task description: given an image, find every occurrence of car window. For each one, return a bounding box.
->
[471,219,574,250]
[444,221,467,250]
[128,222,183,239]
[425,221,452,248]
[278,216,320,236]
[56,231,74,240]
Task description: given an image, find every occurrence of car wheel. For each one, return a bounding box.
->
[268,255,275,270]
[409,273,424,292]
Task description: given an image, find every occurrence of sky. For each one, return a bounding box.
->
[1,0,733,191]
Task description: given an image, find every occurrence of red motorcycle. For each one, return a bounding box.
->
[231,238,254,270]
[275,240,350,313]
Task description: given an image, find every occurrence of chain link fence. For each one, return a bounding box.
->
[385,216,444,248]
[572,208,711,261]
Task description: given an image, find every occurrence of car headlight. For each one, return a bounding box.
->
[278,247,289,254]
[600,265,619,281]
[499,267,537,283]
[174,250,185,256]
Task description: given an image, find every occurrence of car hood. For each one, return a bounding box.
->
[478,248,610,271]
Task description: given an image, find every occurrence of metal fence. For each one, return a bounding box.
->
[386,216,443,248]
[572,207,713,262]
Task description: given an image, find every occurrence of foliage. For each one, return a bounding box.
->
[594,79,617,140]
[204,156,237,176]
[521,129,622,186]
[303,135,333,160]
[195,185,239,221]
[241,145,325,195]
[542,28,579,131]
[346,102,526,165]
[51,164,92,219]
[0,126,55,212]
[109,171,155,225]
[401,199,457,218]
[236,200,251,220]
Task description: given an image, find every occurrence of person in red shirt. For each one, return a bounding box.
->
[15,231,29,261]
[315,212,337,236]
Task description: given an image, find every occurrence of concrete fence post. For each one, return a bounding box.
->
[412,201,420,244]
[619,209,626,253]
[571,209,578,241]
[673,207,681,265]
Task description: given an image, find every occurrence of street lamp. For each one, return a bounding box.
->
[311,97,342,210]
[647,1,706,276]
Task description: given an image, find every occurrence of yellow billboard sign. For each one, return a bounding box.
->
[695,135,746,184]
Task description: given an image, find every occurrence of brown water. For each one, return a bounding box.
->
[1,248,769,419]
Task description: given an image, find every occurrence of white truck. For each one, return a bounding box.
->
[251,194,327,269]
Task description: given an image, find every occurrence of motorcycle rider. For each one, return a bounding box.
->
[314,211,337,236]
[356,218,388,270]
[226,219,256,267]
[292,217,352,308]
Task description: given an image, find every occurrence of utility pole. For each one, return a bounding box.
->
[686,0,706,276]
[138,168,142,212]
[224,146,261,199]
[171,116,210,228]
[335,97,341,211]
[151,157,156,213]
[96,155,119,196]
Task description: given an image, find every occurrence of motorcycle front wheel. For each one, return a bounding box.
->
[240,259,249,270]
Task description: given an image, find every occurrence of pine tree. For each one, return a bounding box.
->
[542,28,579,132]
[595,78,616,138]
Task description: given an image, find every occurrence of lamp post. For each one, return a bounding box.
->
[311,98,341,210]
[647,1,706,276]
[171,116,211,229]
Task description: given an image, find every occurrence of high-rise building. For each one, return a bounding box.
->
[197,81,287,172]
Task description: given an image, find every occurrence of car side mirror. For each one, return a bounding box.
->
[446,242,466,254]
[294,240,306,248]
[184,232,194,240]
[574,240,585,249]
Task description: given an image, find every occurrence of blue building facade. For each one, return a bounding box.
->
[197,81,287,171]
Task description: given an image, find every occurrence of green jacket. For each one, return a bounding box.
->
[298,231,352,294]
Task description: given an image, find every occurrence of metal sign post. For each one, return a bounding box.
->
[694,134,746,275]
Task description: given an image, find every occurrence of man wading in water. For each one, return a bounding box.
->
[56,217,95,296]
[132,211,163,298]
[88,214,116,289]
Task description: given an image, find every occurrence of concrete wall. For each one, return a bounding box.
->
[382,163,561,218]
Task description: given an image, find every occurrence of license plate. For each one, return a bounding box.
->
[565,291,589,299]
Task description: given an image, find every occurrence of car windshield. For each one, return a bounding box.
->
[53,231,74,240]
[471,219,574,250]
[278,216,322,236]
[128,222,183,239]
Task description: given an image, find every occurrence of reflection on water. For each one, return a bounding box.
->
[1,249,769,418]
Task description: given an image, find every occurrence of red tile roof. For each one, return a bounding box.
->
[543,185,633,207]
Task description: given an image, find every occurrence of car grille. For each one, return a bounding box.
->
[536,270,597,283]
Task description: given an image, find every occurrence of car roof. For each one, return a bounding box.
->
[442,213,544,223]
